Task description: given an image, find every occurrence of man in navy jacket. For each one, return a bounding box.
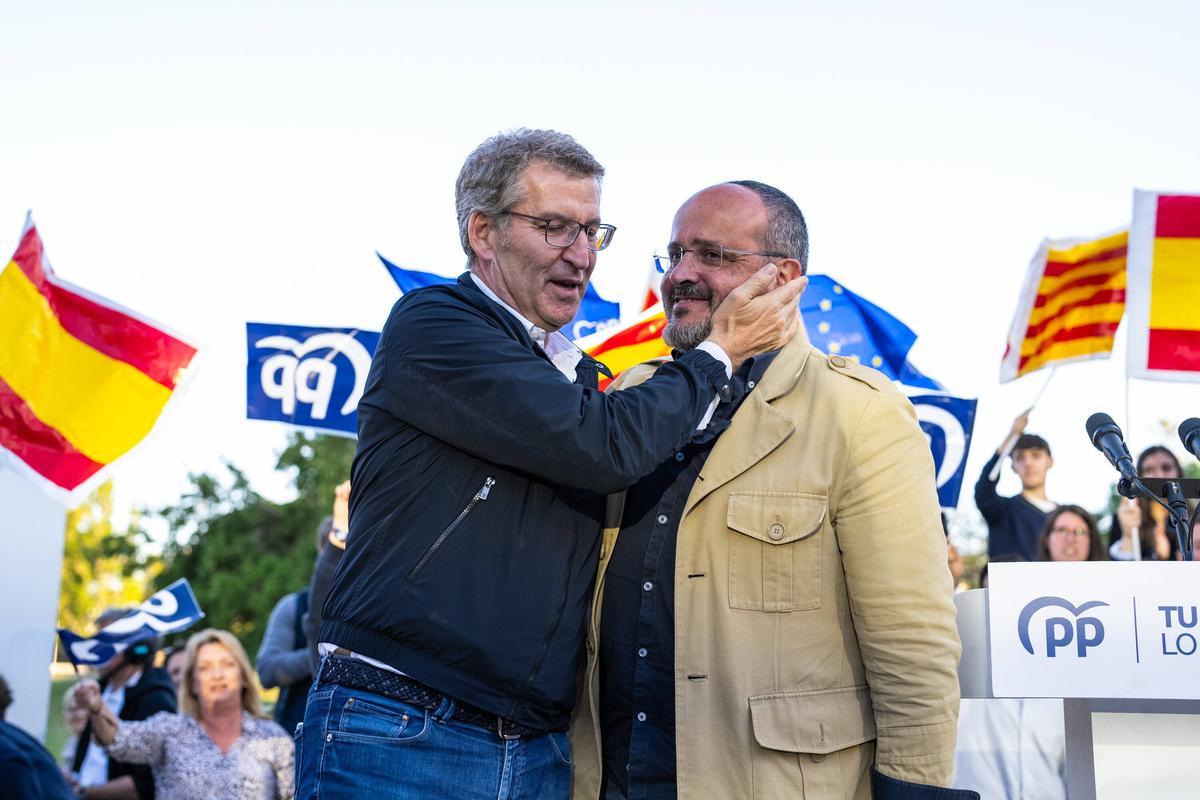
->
[295,128,803,800]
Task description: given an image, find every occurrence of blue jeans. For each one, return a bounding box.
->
[295,674,572,800]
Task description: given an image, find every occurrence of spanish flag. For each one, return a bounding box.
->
[999,229,1127,382]
[0,218,198,494]
[1127,191,1200,381]
[578,304,670,390]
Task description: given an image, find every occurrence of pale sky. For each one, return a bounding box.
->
[3,1,1199,551]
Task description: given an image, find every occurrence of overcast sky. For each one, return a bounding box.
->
[4,1,1199,549]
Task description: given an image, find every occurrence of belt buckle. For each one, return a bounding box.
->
[497,716,522,740]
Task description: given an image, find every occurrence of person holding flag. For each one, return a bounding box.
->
[65,609,176,800]
[973,411,1056,561]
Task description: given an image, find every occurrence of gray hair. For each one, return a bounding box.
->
[455,129,605,268]
[728,180,809,273]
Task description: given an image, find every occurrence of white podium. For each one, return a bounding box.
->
[956,562,1200,800]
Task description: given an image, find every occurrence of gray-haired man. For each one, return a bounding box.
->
[295,129,804,800]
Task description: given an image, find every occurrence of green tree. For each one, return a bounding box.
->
[155,432,354,657]
[58,480,162,635]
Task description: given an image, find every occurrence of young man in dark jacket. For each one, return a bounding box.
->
[68,612,176,800]
[975,410,1056,560]
[295,128,803,800]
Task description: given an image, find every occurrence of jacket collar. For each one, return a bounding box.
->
[683,334,814,516]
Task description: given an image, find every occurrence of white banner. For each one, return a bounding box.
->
[989,562,1200,700]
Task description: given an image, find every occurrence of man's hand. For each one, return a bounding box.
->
[332,480,350,532]
[1007,409,1031,441]
[706,265,806,368]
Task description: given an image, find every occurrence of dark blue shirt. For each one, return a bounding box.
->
[599,352,776,799]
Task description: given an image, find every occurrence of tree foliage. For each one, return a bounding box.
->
[155,432,355,657]
[58,480,162,634]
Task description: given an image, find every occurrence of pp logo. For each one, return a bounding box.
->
[910,395,977,508]
[1018,596,1109,658]
[246,323,381,435]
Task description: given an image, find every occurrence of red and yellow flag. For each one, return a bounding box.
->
[0,218,198,494]
[579,304,670,390]
[1127,191,1200,380]
[1000,230,1127,382]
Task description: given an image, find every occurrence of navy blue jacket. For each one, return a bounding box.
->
[0,720,74,800]
[321,274,729,730]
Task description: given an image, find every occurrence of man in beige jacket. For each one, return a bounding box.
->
[570,182,976,800]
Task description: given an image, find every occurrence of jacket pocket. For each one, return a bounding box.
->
[727,491,826,612]
[406,476,495,580]
[748,687,876,800]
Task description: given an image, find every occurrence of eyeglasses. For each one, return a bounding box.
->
[500,211,616,252]
[1050,526,1090,539]
[653,243,789,273]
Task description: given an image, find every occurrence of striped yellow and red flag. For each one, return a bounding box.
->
[1127,191,1200,380]
[578,304,670,390]
[0,218,198,495]
[999,229,1127,382]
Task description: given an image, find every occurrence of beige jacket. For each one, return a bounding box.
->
[570,338,962,799]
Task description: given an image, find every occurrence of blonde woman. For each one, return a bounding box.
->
[76,628,293,800]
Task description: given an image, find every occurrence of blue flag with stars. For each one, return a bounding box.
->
[378,253,621,341]
[800,275,941,390]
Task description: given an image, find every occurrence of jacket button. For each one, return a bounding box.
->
[586,638,595,654]
[829,355,847,368]
[767,522,786,540]
[811,753,826,763]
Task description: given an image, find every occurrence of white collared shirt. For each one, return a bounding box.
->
[79,669,141,786]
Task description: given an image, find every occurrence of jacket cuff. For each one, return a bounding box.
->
[871,767,980,800]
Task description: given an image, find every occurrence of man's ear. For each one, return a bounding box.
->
[468,211,499,265]
[775,258,803,286]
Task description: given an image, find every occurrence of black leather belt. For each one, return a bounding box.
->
[318,655,560,740]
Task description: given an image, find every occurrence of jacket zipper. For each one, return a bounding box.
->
[406,476,495,580]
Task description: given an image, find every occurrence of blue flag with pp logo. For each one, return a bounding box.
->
[57,579,205,667]
[908,394,978,508]
[246,322,381,437]
[378,254,621,341]
[801,275,941,390]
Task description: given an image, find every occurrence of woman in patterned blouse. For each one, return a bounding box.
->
[77,628,294,800]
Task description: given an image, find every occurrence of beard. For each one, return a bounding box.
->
[662,282,714,352]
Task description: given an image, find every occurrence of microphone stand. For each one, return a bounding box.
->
[1122,478,1200,562]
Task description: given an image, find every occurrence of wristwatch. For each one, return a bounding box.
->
[328,526,349,549]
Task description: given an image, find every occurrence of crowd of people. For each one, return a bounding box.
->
[4,127,1197,800]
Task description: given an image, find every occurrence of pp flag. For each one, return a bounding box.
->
[0,217,198,496]
[246,323,380,437]
[57,579,205,667]
[1127,191,1200,380]
[1000,230,1127,382]
[909,394,978,508]
[801,275,941,390]
[377,255,621,341]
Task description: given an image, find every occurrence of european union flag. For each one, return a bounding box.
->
[378,254,621,342]
[801,275,941,390]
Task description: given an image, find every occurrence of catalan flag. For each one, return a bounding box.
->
[1127,191,1200,380]
[578,304,670,390]
[0,217,198,495]
[999,229,1128,382]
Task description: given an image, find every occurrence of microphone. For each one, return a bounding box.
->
[1086,413,1138,482]
[1180,418,1200,462]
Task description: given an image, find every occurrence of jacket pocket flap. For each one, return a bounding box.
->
[727,492,827,545]
[749,686,876,754]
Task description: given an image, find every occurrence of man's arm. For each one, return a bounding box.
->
[375,271,801,494]
[256,593,311,689]
[836,388,962,787]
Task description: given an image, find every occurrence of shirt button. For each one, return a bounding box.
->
[643,581,654,592]
[674,452,685,462]
[638,648,648,658]
[636,712,647,722]
[656,514,669,525]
